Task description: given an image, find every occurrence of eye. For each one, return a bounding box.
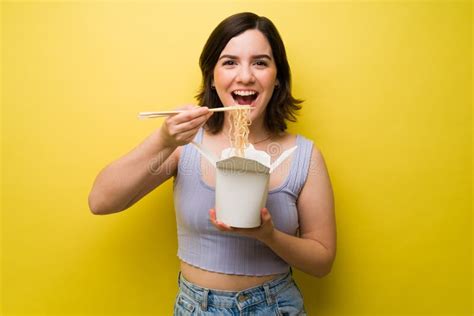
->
[222,60,236,66]
[254,60,268,67]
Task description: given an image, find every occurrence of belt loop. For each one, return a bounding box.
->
[177,272,181,287]
[201,289,209,311]
[263,284,273,305]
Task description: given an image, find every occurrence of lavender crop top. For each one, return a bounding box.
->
[173,129,313,276]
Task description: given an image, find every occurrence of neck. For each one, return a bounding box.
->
[248,125,272,143]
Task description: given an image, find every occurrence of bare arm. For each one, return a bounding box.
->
[263,146,337,277]
[88,106,212,215]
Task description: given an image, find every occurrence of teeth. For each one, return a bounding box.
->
[233,90,257,96]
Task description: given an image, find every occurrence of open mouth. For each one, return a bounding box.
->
[231,90,259,105]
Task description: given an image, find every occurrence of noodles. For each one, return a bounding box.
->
[228,107,251,157]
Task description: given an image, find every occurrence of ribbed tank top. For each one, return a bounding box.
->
[173,129,313,276]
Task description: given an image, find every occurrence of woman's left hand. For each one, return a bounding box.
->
[209,208,275,243]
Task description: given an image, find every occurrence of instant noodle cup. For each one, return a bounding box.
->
[192,143,297,228]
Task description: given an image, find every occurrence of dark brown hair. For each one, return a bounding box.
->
[196,12,302,134]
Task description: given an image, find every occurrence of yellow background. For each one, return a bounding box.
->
[1,1,472,315]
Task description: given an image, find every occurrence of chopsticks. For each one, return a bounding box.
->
[138,105,252,119]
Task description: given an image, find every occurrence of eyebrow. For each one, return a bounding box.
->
[218,54,273,61]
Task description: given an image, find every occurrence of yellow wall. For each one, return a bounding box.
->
[2,1,471,315]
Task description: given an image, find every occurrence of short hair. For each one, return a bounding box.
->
[196,12,302,134]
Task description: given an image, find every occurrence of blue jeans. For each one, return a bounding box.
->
[174,270,307,315]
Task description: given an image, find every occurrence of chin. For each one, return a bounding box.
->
[250,108,265,122]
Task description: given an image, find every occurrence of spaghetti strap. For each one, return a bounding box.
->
[284,135,313,197]
[176,129,204,181]
[195,128,204,144]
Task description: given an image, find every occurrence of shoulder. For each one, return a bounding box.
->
[301,138,331,191]
[276,131,314,146]
[288,133,327,180]
[299,136,325,176]
[296,136,334,220]
[281,132,318,160]
[270,132,320,163]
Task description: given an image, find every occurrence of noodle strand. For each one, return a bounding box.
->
[228,107,251,157]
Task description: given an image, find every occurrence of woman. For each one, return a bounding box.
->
[88,12,336,315]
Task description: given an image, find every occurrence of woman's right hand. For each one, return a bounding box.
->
[159,105,213,148]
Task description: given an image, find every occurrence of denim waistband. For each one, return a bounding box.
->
[177,269,293,311]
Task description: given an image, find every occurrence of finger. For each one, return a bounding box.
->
[208,209,224,230]
[170,111,212,134]
[209,209,217,221]
[168,111,213,144]
[165,115,210,142]
[180,113,211,131]
[172,106,210,124]
[209,209,233,231]
[216,221,233,231]
[261,208,272,222]
[178,124,205,142]
[178,104,200,111]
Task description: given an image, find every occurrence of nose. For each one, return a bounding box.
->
[236,65,255,84]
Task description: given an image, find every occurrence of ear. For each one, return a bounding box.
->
[275,79,280,88]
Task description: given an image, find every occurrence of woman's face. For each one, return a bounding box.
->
[213,29,279,124]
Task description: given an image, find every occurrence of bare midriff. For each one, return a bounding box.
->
[180,261,286,291]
